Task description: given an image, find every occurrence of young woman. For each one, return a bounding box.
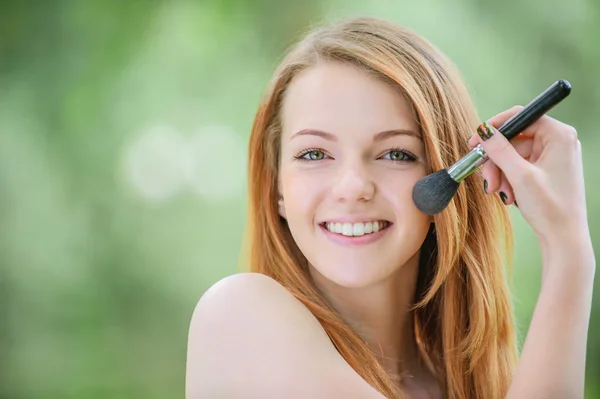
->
[186,17,595,398]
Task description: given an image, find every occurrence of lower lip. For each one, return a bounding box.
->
[319,223,393,246]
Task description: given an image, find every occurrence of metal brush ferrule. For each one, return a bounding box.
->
[447,144,488,182]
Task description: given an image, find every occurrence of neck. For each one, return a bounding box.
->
[309,251,424,377]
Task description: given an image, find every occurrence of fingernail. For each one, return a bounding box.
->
[477,122,495,141]
[483,180,488,194]
[499,191,507,204]
[514,200,518,208]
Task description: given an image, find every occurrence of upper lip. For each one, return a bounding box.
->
[319,216,391,224]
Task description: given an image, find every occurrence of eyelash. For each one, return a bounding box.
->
[293,147,418,164]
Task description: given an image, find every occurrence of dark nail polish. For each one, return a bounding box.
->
[483,180,488,193]
[499,192,507,204]
[514,201,518,208]
[477,122,495,141]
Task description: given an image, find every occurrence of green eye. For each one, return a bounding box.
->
[382,148,417,163]
[389,150,407,161]
[304,150,324,160]
[294,148,328,163]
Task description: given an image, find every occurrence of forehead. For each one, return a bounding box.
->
[280,61,418,139]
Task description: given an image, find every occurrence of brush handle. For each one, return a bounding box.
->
[497,79,571,140]
[447,80,571,182]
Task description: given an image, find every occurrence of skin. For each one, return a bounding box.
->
[277,61,438,396]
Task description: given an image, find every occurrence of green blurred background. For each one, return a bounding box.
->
[1,1,598,398]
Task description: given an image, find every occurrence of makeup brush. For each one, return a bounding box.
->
[412,79,572,215]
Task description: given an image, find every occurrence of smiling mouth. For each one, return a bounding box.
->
[320,221,392,237]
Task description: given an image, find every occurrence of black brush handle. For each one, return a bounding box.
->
[498,80,571,140]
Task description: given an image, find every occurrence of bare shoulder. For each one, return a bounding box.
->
[190,272,321,330]
[186,272,385,399]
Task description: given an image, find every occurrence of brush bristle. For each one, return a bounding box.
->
[412,169,460,215]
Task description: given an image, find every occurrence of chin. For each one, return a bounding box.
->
[311,257,397,289]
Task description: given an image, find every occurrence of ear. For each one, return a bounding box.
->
[278,195,286,219]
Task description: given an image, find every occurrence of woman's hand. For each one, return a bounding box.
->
[470,107,596,399]
[467,106,592,254]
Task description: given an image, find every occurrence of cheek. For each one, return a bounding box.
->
[386,168,420,199]
[280,169,326,220]
[385,170,430,223]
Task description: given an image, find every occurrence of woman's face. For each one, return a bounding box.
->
[278,61,432,288]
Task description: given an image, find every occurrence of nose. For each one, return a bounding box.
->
[331,161,375,203]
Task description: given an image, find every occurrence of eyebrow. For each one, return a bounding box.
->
[289,128,421,142]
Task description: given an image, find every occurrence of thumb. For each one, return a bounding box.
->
[470,122,531,182]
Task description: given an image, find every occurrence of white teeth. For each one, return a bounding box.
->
[334,222,342,233]
[342,223,353,236]
[353,223,365,236]
[324,221,388,237]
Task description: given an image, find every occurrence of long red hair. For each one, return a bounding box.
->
[242,17,518,398]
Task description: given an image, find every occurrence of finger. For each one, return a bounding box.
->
[513,114,577,147]
[487,105,524,128]
[496,174,516,206]
[468,132,532,156]
[481,160,501,194]
[520,117,580,166]
[468,106,525,148]
[480,137,532,194]
[511,135,534,159]
[470,122,532,182]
